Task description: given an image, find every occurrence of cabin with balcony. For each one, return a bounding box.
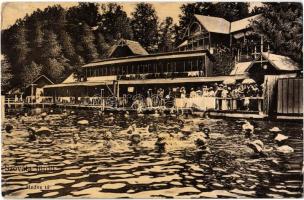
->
[176,14,262,50]
[44,45,218,99]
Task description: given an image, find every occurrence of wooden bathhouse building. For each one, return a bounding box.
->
[43,14,300,102]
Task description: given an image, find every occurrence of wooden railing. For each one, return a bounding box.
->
[117,71,205,80]
[175,96,264,112]
[215,97,264,112]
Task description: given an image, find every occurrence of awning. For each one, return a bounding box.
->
[118,75,248,85]
[82,50,207,68]
[43,81,112,89]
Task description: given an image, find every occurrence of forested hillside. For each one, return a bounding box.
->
[1,2,302,92]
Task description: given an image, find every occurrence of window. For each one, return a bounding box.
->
[92,69,96,76]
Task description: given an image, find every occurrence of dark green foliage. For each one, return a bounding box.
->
[1,3,108,88]
[251,2,303,65]
[21,61,42,86]
[78,23,99,62]
[131,3,159,52]
[158,17,175,52]
[99,3,133,42]
[1,55,13,92]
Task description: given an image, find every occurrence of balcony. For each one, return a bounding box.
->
[117,71,206,80]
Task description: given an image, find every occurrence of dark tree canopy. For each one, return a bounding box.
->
[251,2,303,65]
[158,17,175,52]
[131,3,159,52]
[1,55,13,92]
[99,3,133,42]
[1,2,301,90]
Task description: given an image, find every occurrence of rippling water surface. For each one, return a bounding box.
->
[2,110,303,198]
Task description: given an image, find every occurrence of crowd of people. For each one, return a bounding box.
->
[128,82,264,111]
[35,81,264,112]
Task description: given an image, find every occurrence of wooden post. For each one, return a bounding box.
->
[209,32,211,50]
[1,96,5,125]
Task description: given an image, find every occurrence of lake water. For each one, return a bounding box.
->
[2,110,303,198]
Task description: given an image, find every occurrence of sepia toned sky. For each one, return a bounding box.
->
[1,1,262,30]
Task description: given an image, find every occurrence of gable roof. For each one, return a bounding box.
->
[32,75,54,85]
[230,14,261,33]
[108,39,149,57]
[24,75,54,89]
[194,15,230,34]
[193,14,260,35]
[230,61,253,75]
[262,52,300,71]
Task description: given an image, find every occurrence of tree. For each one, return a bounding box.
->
[42,30,63,59]
[73,56,86,82]
[99,3,133,42]
[58,30,77,64]
[158,17,175,52]
[67,3,101,27]
[1,55,13,92]
[29,21,44,64]
[131,3,159,52]
[78,23,99,62]
[21,61,42,86]
[96,33,110,58]
[11,24,30,72]
[251,2,303,64]
[45,58,65,82]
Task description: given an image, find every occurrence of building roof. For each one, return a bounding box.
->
[230,15,261,33]
[194,15,230,34]
[230,62,253,75]
[230,53,300,75]
[108,39,149,57]
[119,75,248,85]
[33,75,54,85]
[62,73,75,84]
[177,40,189,49]
[262,52,300,71]
[43,81,113,89]
[25,75,54,88]
[193,14,260,35]
[83,49,210,68]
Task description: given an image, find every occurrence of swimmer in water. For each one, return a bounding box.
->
[155,135,166,152]
[202,127,210,139]
[103,131,113,148]
[73,132,81,144]
[195,137,211,153]
[5,124,13,133]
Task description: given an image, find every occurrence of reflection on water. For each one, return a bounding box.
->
[2,110,303,198]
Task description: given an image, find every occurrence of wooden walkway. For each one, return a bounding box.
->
[3,101,302,121]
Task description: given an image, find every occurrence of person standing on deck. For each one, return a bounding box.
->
[215,84,223,110]
[175,87,181,98]
[221,86,229,110]
[190,88,197,98]
[230,86,238,110]
[237,84,244,110]
[180,87,186,98]
[202,86,208,97]
[157,88,165,106]
[180,87,187,112]
[196,87,202,97]
[207,87,215,97]
[189,88,197,108]
[243,85,252,111]
[146,89,153,108]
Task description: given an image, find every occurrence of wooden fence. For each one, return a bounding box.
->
[277,78,303,115]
